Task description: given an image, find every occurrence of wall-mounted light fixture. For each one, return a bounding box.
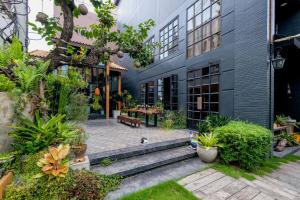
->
[272,48,286,69]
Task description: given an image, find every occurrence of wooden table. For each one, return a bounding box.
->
[126,108,161,127]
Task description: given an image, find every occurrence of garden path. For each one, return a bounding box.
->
[178,154,300,200]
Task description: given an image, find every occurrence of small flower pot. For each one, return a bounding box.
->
[113,110,121,119]
[72,144,87,162]
[197,146,218,163]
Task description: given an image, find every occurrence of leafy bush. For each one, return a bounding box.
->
[65,93,89,121]
[9,112,77,154]
[13,59,49,93]
[214,121,272,170]
[162,110,186,129]
[163,119,174,129]
[5,171,120,200]
[197,114,231,134]
[5,151,121,200]
[0,36,24,68]
[0,74,15,92]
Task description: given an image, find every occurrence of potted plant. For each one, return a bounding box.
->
[112,94,122,119]
[71,128,88,162]
[274,115,288,128]
[197,133,221,163]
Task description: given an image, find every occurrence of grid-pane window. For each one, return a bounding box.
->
[140,84,146,104]
[187,0,221,59]
[187,64,220,129]
[157,78,163,101]
[147,81,155,106]
[156,75,178,111]
[145,36,155,63]
[160,18,179,60]
[140,82,155,106]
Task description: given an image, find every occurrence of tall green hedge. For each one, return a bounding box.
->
[214,121,272,170]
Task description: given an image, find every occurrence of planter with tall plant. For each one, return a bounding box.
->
[70,129,88,162]
[112,94,122,119]
[197,133,221,163]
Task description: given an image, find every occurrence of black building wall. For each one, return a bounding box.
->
[116,0,271,128]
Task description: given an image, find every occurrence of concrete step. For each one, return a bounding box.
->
[88,138,190,165]
[104,158,207,200]
[91,146,197,177]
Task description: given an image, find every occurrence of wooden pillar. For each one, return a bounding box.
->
[118,74,122,110]
[106,63,110,119]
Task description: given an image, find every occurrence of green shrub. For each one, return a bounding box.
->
[162,110,186,129]
[0,74,15,92]
[197,114,231,134]
[214,121,272,170]
[5,167,121,200]
[163,119,174,129]
[9,112,78,154]
[66,93,89,121]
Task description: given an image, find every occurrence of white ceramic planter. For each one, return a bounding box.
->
[113,110,121,119]
[197,146,218,163]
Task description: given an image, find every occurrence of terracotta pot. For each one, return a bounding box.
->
[197,146,218,163]
[72,144,87,162]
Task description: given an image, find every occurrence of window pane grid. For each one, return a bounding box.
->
[187,64,220,129]
[186,0,221,59]
[160,18,179,60]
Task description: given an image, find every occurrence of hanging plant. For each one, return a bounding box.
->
[91,96,101,111]
[36,12,49,24]
[117,51,124,58]
[78,4,88,15]
[94,87,100,96]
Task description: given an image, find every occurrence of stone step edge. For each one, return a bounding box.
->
[94,151,197,177]
[88,138,190,166]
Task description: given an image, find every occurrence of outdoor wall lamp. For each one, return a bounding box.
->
[272,48,285,69]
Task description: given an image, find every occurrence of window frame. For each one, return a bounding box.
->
[187,64,220,129]
[186,0,221,59]
[159,17,179,60]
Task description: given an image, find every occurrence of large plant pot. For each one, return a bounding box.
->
[72,144,87,162]
[113,110,121,119]
[197,146,218,163]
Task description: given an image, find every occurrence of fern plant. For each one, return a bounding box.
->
[0,36,24,68]
[13,59,49,93]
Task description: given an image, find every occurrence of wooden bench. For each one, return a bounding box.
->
[117,115,141,127]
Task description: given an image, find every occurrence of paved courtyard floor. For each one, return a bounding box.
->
[81,119,189,154]
[179,151,300,200]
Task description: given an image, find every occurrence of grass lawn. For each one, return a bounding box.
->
[118,180,198,200]
[211,154,300,181]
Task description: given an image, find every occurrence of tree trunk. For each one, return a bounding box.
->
[60,0,74,42]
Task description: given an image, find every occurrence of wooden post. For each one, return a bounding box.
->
[106,63,110,119]
[118,74,122,110]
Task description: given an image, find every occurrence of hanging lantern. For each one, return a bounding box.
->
[36,12,48,24]
[78,4,88,15]
[95,88,100,96]
[117,51,124,58]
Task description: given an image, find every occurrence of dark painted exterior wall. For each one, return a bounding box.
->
[274,1,300,121]
[116,0,271,128]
